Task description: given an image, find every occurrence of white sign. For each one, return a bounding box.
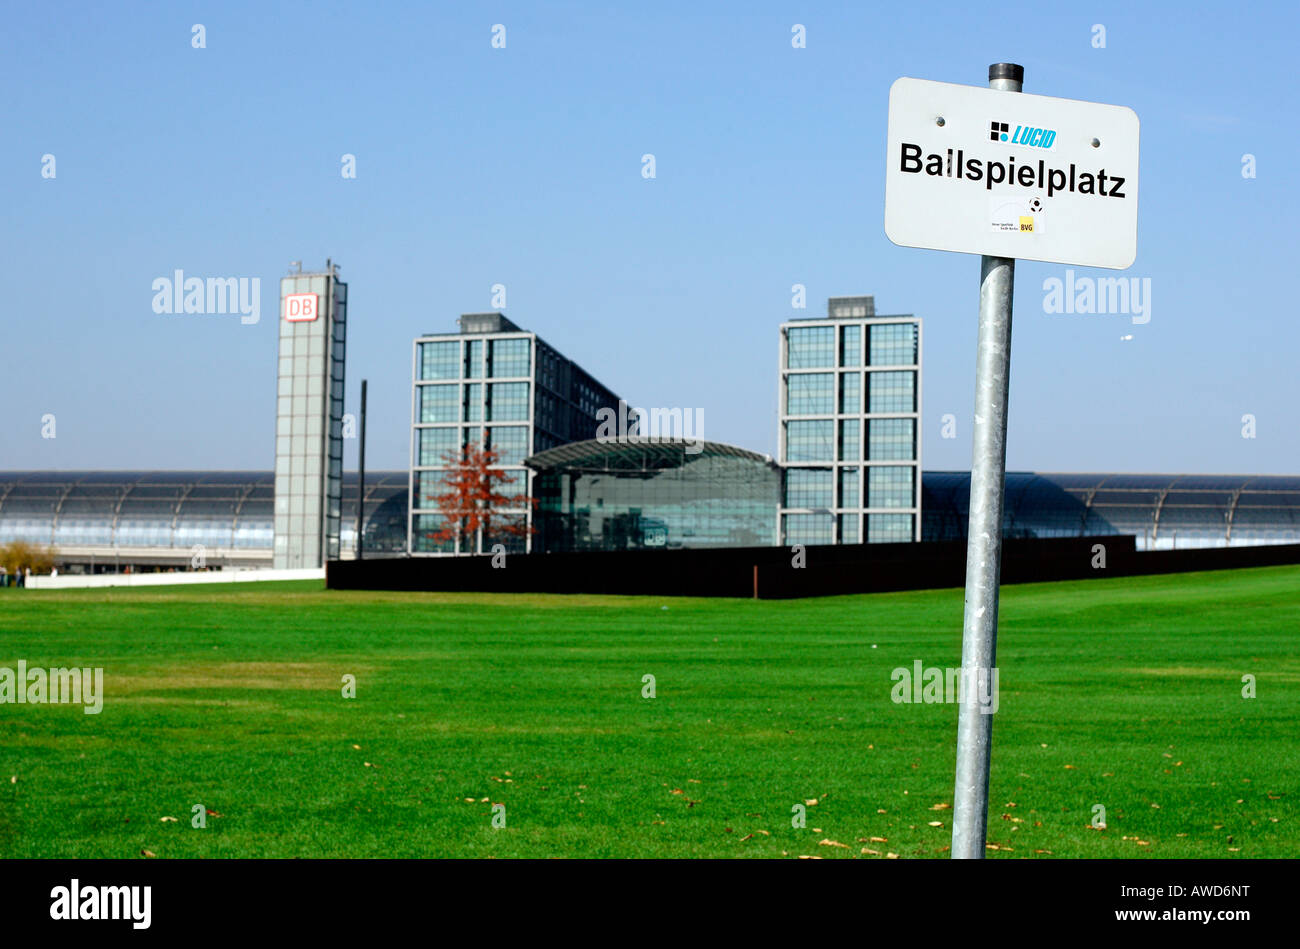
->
[284,292,319,322]
[885,77,1139,269]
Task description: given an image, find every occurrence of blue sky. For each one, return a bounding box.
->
[3,0,1296,474]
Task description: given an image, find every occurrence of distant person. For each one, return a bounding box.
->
[51,567,58,578]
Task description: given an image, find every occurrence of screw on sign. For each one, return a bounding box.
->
[883,63,1139,859]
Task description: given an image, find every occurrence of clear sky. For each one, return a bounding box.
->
[3,0,1296,475]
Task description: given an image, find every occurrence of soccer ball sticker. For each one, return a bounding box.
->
[1028,198,1043,214]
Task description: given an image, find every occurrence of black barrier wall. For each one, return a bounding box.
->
[327,537,1300,598]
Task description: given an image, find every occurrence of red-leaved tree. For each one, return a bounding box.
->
[424,441,536,553]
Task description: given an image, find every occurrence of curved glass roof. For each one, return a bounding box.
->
[0,471,410,552]
[923,472,1300,549]
[4,469,1297,554]
[526,439,775,473]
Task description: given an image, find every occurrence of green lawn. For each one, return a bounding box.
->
[1,566,1296,858]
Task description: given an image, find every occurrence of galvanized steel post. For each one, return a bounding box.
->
[951,62,1022,860]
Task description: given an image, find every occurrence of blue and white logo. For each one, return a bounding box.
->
[990,120,1057,150]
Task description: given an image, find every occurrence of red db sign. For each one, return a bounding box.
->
[284,293,319,322]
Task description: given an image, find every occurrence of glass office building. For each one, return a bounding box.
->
[525,439,781,552]
[409,313,629,555]
[779,296,922,545]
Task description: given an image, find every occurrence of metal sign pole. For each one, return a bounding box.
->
[951,62,1023,860]
[356,379,368,560]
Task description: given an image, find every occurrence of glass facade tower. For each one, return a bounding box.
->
[778,296,922,545]
[409,313,627,555]
[272,264,346,568]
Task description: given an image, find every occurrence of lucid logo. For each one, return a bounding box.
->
[991,120,1057,149]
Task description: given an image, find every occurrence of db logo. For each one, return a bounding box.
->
[284,293,319,322]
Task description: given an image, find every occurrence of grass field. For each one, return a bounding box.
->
[1,566,1296,858]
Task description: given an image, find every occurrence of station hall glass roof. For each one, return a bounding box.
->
[2,470,1297,556]
[0,471,410,554]
[923,472,1300,549]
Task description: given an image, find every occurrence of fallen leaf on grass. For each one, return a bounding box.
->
[159,817,178,823]
[819,839,849,849]
[140,850,156,858]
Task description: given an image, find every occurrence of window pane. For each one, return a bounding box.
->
[868,418,916,460]
[419,341,460,380]
[783,512,833,545]
[839,325,861,367]
[489,338,531,378]
[868,371,916,413]
[413,514,455,553]
[785,468,832,508]
[416,471,447,507]
[786,326,834,369]
[838,467,860,509]
[839,514,859,543]
[487,382,529,421]
[786,373,834,415]
[463,382,483,422]
[785,420,834,462]
[839,372,860,414]
[838,419,859,461]
[868,513,913,543]
[420,384,460,423]
[869,323,918,366]
[868,466,915,508]
[487,425,529,466]
[418,427,459,466]
[465,339,484,379]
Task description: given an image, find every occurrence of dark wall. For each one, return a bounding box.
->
[328,536,1300,598]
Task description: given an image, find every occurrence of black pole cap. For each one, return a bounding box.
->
[989,63,1024,83]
